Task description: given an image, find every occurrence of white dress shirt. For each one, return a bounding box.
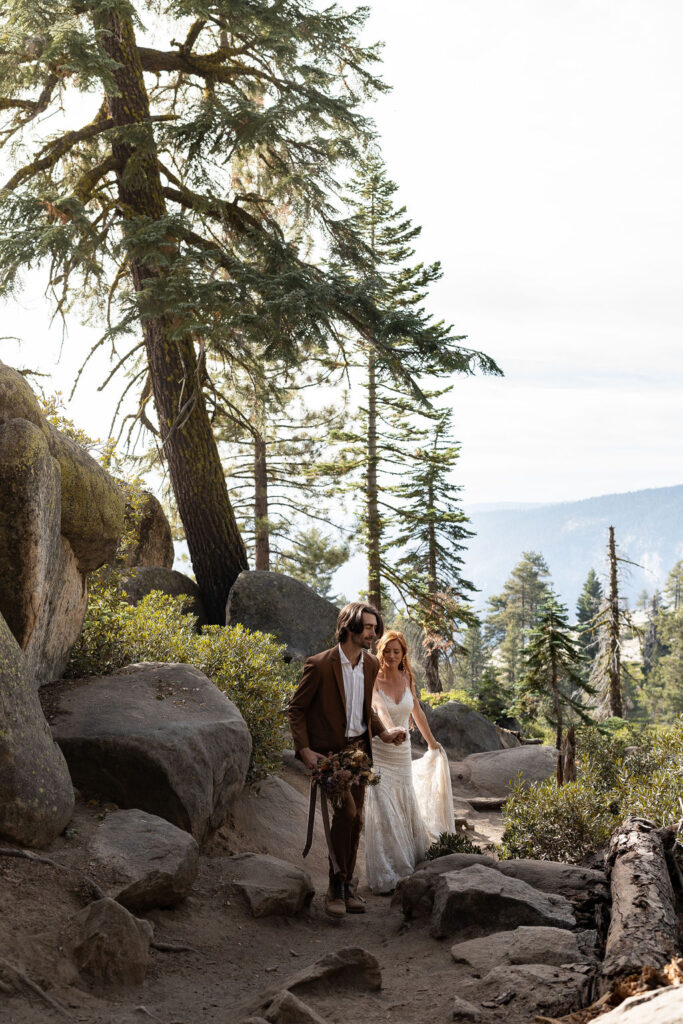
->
[339,644,366,738]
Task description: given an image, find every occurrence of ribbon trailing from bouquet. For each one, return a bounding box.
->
[302,781,339,874]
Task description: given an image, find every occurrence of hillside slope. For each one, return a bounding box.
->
[465,484,683,610]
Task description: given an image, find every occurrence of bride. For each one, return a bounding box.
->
[364,630,454,894]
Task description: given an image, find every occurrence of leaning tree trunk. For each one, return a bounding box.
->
[96,10,248,623]
[253,435,270,571]
[602,817,680,985]
[607,525,623,718]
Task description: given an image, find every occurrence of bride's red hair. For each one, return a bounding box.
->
[377,630,415,687]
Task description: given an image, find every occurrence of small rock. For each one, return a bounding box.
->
[451,994,482,1022]
[223,853,314,918]
[65,897,153,987]
[430,864,576,939]
[89,808,199,911]
[265,990,328,1024]
[288,947,382,994]
[451,926,595,972]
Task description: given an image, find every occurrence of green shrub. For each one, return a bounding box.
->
[67,588,295,778]
[424,831,483,859]
[420,688,479,710]
[500,722,683,862]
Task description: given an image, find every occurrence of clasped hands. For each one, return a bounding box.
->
[300,727,406,772]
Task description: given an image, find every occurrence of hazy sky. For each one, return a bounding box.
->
[2,0,682,506]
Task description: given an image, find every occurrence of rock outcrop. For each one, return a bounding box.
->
[119,489,174,569]
[0,613,74,846]
[226,570,338,661]
[0,361,124,682]
[450,925,597,971]
[222,853,314,917]
[117,566,207,626]
[89,808,199,911]
[412,701,521,759]
[45,661,251,842]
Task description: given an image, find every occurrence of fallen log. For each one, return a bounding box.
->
[602,817,681,984]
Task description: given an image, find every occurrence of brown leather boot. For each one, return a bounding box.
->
[325,877,346,918]
[344,882,366,914]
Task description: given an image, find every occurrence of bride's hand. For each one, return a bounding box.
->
[380,727,406,745]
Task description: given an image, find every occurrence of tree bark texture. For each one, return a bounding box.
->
[96,10,248,622]
[253,435,270,571]
[602,817,680,984]
[366,348,381,612]
[607,525,623,718]
[557,725,576,786]
[424,478,442,692]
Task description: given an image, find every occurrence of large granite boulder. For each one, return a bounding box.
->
[412,701,520,759]
[0,361,124,682]
[89,808,199,911]
[451,744,558,798]
[117,566,207,627]
[222,853,314,917]
[226,571,338,661]
[44,662,251,842]
[430,864,576,939]
[0,613,74,846]
[119,489,174,569]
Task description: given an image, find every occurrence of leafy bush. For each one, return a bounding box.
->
[424,831,483,859]
[420,688,479,710]
[500,723,683,862]
[67,588,296,778]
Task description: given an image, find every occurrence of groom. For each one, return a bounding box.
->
[287,601,406,918]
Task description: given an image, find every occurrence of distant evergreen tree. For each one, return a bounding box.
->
[274,527,350,601]
[575,568,604,675]
[484,552,554,689]
[388,408,476,692]
[519,598,593,748]
[664,560,683,611]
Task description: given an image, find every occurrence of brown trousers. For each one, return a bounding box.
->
[329,734,369,885]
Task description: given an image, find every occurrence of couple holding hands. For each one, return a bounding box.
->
[287,601,454,918]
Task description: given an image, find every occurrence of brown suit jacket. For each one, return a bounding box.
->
[287,645,387,758]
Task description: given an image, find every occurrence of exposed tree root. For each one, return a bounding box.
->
[0,845,105,899]
[0,955,70,1017]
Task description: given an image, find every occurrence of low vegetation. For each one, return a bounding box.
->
[67,587,296,779]
[424,831,484,859]
[500,722,683,862]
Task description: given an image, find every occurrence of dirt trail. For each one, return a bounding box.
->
[0,760,532,1024]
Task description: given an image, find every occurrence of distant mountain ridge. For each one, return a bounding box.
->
[464,484,683,612]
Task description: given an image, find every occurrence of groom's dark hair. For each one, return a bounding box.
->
[336,602,384,644]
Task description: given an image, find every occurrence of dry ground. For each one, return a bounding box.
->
[0,759,526,1024]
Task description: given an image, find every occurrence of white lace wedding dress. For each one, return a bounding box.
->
[364,686,430,894]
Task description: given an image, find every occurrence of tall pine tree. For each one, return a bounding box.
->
[0,1,498,620]
[388,408,476,692]
[332,148,499,610]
